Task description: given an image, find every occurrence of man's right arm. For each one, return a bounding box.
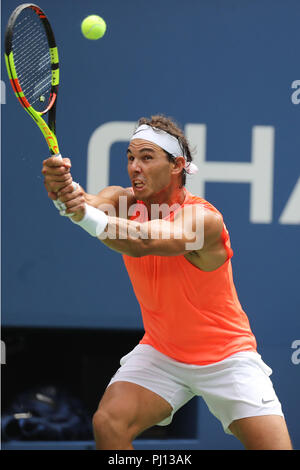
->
[42,155,134,219]
[84,186,134,215]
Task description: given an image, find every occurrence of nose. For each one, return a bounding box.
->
[130,159,142,173]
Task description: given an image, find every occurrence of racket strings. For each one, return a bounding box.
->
[12,10,52,112]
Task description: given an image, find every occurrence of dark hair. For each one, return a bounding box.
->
[137,115,193,187]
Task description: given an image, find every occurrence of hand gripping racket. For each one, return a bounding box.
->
[4,3,60,156]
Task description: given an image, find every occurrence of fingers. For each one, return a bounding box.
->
[44,174,73,193]
[58,186,86,215]
[42,157,85,215]
[48,191,58,201]
[42,156,73,193]
[42,156,71,168]
[58,182,78,196]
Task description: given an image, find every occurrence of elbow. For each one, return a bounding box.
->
[126,251,143,258]
[125,239,151,258]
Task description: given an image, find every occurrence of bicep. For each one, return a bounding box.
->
[140,219,191,256]
[140,206,204,256]
[140,206,223,257]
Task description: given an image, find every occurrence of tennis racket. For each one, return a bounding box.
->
[4,3,60,156]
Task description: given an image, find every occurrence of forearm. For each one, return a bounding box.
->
[57,187,204,256]
[99,217,190,257]
[70,206,177,257]
[58,185,127,222]
[100,217,149,257]
[84,191,105,208]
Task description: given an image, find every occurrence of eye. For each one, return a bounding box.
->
[143,155,152,160]
[128,155,134,161]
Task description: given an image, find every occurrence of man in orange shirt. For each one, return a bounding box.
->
[42,115,292,450]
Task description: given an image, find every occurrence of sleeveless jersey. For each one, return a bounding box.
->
[122,190,257,365]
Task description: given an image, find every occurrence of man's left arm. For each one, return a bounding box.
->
[57,181,223,257]
[93,204,223,258]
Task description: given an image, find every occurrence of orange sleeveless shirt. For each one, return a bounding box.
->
[122,190,257,365]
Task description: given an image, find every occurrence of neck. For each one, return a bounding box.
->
[142,185,186,217]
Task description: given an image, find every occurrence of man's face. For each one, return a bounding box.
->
[127,139,174,201]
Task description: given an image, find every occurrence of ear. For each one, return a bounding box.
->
[171,156,185,175]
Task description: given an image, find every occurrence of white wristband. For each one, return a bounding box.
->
[71,204,108,237]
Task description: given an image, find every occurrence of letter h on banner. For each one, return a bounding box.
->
[185,125,274,224]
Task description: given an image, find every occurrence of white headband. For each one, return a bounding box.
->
[130,124,198,175]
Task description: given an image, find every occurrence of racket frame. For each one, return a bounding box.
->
[4,3,60,155]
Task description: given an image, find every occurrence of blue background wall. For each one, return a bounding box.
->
[1,0,299,449]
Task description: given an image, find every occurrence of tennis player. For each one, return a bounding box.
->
[42,115,292,450]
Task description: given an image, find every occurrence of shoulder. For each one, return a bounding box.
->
[203,209,224,245]
[181,191,223,228]
[184,190,223,216]
[181,192,228,249]
[87,186,136,215]
[182,191,233,263]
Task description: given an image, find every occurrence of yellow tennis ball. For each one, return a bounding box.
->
[81,15,107,40]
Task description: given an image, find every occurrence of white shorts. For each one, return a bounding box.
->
[107,344,284,434]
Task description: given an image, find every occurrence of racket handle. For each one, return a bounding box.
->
[53,152,62,160]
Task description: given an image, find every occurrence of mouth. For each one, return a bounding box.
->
[132,179,146,191]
